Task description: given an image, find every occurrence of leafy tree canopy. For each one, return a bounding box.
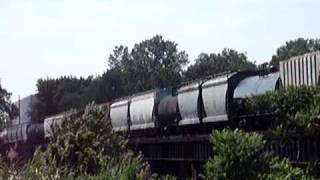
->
[94,69,125,103]
[108,35,189,93]
[30,76,97,122]
[0,82,17,129]
[184,48,256,81]
[270,38,320,66]
[31,35,189,121]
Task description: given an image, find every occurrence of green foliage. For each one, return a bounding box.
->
[0,151,148,180]
[247,86,320,136]
[46,103,127,175]
[0,83,17,130]
[206,129,271,180]
[108,35,189,94]
[78,155,146,180]
[270,38,320,66]
[262,159,309,180]
[94,69,126,104]
[31,76,97,122]
[206,129,311,180]
[0,149,65,180]
[184,49,256,80]
[0,103,154,180]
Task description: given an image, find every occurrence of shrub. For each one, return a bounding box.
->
[262,159,309,180]
[0,152,147,180]
[247,86,320,136]
[0,103,178,180]
[0,103,151,180]
[206,129,311,180]
[46,103,127,175]
[206,129,271,179]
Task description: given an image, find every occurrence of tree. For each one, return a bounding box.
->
[0,82,17,129]
[94,69,126,103]
[270,38,320,66]
[184,48,256,81]
[30,76,97,122]
[108,35,189,94]
[30,35,188,121]
[30,78,58,121]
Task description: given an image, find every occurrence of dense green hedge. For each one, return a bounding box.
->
[206,129,312,180]
[245,86,320,136]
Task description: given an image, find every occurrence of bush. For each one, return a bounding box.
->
[247,86,320,136]
[0,152,147,180]
[262,159,309,180]
[0,103,179,180]
[44,102,155,179]
[46,103,127,175]
[206,129,311,180]
[0,103,151,180]
[206,129,271,179]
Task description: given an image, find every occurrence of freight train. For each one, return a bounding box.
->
[0,51,319,166]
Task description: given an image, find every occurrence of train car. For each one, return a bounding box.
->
[110,89,172,133]
[279,51,320,88]
[27,123,45,144]
[130,90,158,130]
[176,71,256,127]
[201,72,245,123]
[110,98,130,132]
[232,71,281,128]
[233,72,280,99]
[0,123,44,146]
[5,123,28,144]
[157,92,179,127]
[177,80,203,125]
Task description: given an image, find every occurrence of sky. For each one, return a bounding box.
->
[0,0,319,101]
